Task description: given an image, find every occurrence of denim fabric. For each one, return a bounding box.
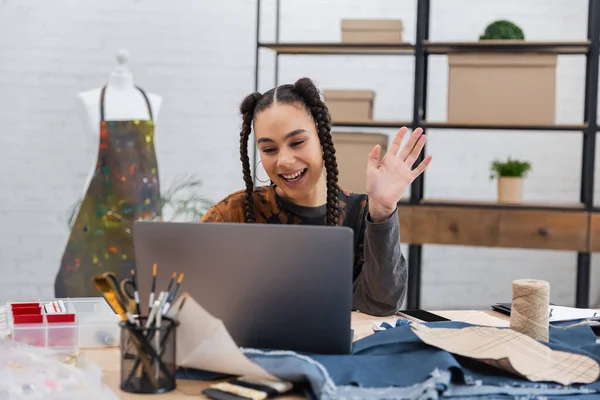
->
[177,320,600,399]
[444,383,598,399]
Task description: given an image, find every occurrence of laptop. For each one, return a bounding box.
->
[132,220,355,354]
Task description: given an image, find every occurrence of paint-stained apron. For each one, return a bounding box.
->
[55,85,161,298]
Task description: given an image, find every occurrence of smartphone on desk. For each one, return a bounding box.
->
[397,309,451,323]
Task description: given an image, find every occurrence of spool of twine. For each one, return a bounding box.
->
[509,279,550,342]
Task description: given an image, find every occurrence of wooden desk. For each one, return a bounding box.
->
[86,310,508,399]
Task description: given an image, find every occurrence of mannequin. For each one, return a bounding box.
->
[77,49,163,195]
[79,49,162,128]
[56,49,164,299]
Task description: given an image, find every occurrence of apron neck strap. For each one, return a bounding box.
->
[100,84,154,122]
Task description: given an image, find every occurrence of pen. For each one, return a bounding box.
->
[130,269,141,317]
[149,263,157,312]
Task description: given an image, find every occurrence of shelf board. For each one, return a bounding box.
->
[399,200,589,251]
[259,41,590,55]
[422,121,588,131]
[330,119,588,131]
[424,40,590,54]
[259,42,415,55]
[332,119,413,128]
[414,199,585,212]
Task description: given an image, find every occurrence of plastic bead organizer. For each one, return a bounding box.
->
[0,297,120,350]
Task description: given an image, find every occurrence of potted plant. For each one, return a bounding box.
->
[447,19,557,125]
[478,19,525,40]
[489,158,532,203]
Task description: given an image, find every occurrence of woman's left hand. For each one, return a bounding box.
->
[365,127,432,223]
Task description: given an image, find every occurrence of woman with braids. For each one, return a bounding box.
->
[200,77,432,316]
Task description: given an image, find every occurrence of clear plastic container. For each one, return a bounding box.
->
[4,297,120,350]
[8,299,78,350]
[0,339,119,399]
[68,297,120,348]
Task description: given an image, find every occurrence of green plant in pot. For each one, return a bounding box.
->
[479,20,525,41]
[489,158,531,203]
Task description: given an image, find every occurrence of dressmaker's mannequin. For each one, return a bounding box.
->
[78,49,162,129]
[77,50,163,194]
[56,49,163,298]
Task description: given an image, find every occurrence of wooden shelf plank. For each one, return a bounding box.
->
[330,119,588,131]
[422,120,588,131]
[400,205,500,248]
[332,119,412,128]
[589,214,600,252]
[259,41,590,55]
[399,204,589,251]
[497,208,589,251]
[259,42,415,55]
[424,40,590,54]
[418,199,585,212]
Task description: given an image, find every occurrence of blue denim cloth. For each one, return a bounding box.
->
[178,320,600,399]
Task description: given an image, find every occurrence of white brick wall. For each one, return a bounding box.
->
[0,0,598,309]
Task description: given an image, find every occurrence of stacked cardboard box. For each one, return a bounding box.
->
[332,131,388,194]
[447,52,557,125]
[341,19,404,43]
[324,90,375,122]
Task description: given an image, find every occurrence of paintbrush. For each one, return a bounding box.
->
[155,272,177,312]
[165,271,176,293]
[103,272,130,312]
[162,273,184,316]
[95,274,138,326]
[130,269,141,317]
[93,275,160,389]
[102,272,136,315]
[149,263,157,314]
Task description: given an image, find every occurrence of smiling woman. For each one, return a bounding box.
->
[255,106,330,210]
[200,77,432,316]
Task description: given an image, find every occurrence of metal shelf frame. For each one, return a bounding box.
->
[252,0,600,309]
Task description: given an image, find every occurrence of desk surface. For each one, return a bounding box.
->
[86,309,509,399]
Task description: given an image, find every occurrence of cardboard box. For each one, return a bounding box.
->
[447,53,557,125]
[341,19,403,43]
[332,131,388,194]
[324,90,375,122]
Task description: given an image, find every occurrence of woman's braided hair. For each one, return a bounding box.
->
[238,77,341,226]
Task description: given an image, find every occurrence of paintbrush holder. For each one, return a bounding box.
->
[119,316,178,394]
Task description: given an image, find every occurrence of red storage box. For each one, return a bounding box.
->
[6,299,78,349]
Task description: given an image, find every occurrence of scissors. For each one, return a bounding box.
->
[102,272,137,315]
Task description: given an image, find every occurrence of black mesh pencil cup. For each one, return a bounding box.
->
[119,316,178,394]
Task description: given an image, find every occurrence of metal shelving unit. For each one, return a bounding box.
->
[253,0,600,309]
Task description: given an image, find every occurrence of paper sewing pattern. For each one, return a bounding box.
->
[410,322,600,385]
[170,295,280,382]
[450,311,510,328]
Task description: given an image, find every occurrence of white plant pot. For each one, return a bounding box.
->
[497,176,523,203]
